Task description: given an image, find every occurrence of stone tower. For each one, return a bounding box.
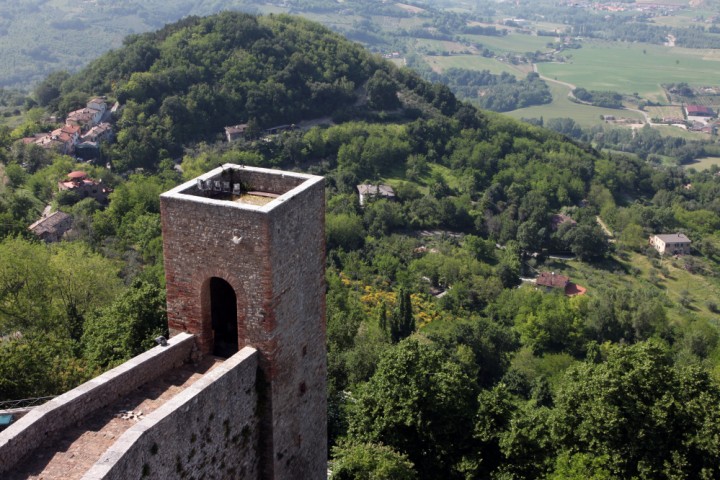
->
[160,164,326,480]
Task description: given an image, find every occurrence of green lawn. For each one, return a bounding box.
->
[685,157,720,171]
[537,40,720,102]
[460,33,551,53]
[414,38,474,53]
[542,250,720,328]
[651,125,711,141]
[506,80,644,127]
[424,54,526,77]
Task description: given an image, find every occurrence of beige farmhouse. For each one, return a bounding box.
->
[649,233,691,255]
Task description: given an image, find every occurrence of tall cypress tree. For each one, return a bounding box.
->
[390,289,415,343]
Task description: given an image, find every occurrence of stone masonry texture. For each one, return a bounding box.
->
[83,347,260,480]
[0,333,195,476]
[160,165,327,480]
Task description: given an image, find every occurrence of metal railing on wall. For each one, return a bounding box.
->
[0,396,55,411]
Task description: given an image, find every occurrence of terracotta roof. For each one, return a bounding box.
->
[565,282,586,296]
[686,105,714,116]
[68,171,88,179]
[536,271,570,288]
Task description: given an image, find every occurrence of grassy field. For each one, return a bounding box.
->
[506,80,644,127]
[684,157,720,170]
[543,250,720,328]
[651,124,711,140]
[423,54,527,76]
[646,105,684,119]
[537,40,720,102]
[461,33,551,53]
[414,39,475,54]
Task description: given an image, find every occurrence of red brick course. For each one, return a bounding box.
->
[160,165,326,480]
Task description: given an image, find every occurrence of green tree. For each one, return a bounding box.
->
[331,442,417,480]
[82,280,167,370]
[366,70,400,111]
[390,289,414,343]
[0,332,89,400]
[552,340,720,479]
[347,339,478,479]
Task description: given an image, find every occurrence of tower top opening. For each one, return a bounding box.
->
[161,164,322,211]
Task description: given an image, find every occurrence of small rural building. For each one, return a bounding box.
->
[536,271,586,296]
[81,122,113,143]
[685,105,715,117]
[356,184,396,206]
[536,271,570,290]
[58,171,112,203]
[28,211,72,242]
[649,233,691,255]
[225,124,248,142]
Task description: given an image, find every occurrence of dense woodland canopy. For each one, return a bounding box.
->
[1,11,720,479]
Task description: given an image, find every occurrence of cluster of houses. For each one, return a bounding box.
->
[28,170,111,242]
[565,1,683,15]
[684,105,718,134]
[22,97,116,159]
[653,105,718,134]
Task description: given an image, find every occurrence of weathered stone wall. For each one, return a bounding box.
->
[266,178,327,479]
[83,347,260,480]
[0,333,195,475]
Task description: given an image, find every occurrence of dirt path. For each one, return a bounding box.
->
[596,216,615,240]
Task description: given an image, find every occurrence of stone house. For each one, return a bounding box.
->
[28,211,72,242]
[356,184,396,206]
[224,123,248,142]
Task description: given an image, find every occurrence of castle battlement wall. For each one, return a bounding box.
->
[83,346,260,480]
[0,333,195,475]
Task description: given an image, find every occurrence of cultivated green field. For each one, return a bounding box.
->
[685,157,720,170]
[537,40,720,102]
[652,125,712,141]
[646,105,685,119]
[544,249,720,333]
[506,80,644,127]
[423,54,527,76]
[461,33,551,53]
[414,39,475,53]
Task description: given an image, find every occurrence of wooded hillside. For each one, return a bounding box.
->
[1,12,720,479]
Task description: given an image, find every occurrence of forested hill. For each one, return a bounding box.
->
[3,11,720,480]
[36,12,427,171]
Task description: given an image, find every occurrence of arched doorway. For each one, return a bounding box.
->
[209,277,238,358]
